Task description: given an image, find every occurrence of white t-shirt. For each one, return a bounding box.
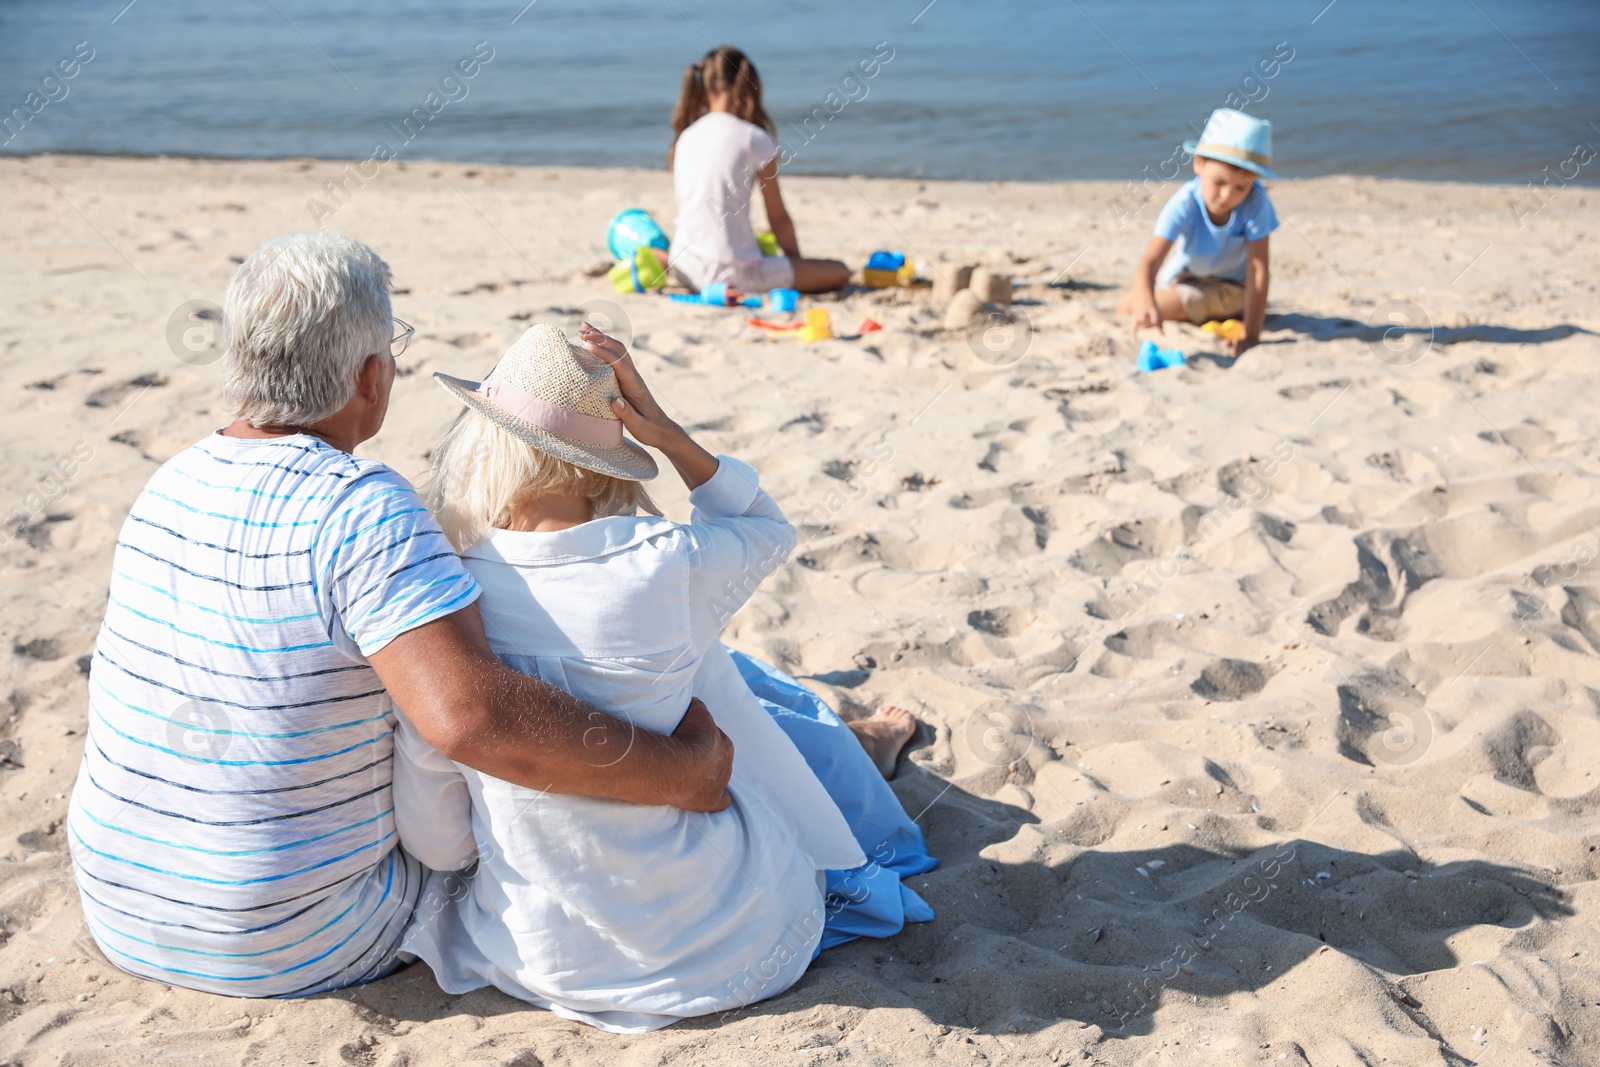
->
[669,112,778,276]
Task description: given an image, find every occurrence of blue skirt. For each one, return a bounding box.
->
[729,650,938,951]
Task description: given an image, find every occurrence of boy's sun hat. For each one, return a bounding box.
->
[433,323,659,482]
[1184,108,1277,179]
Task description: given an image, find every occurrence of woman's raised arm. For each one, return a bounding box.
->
[580,322,720,490]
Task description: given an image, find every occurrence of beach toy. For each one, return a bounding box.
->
[800,307,838,340]
[858,318,882,333]
[797,308,832,342]
[756,230,781,257]
[1201,319,1246,341]
[863,250,906,289]
[749,309,838,341]
[670,281,762,308]
[747,316,804,332]
[769,287,799,312]
[1137,339,1186,372]
[607,246,669,293]
[780,308,832,342]
[605,208,669,261]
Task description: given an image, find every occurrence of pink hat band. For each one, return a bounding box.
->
[479,374,623,447]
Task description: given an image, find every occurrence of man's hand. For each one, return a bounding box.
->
[668,699,733,812]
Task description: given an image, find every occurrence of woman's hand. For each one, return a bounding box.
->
[579,323,683,449]
[579,323,719,490]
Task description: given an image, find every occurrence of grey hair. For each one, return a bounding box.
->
[221,232,392,427]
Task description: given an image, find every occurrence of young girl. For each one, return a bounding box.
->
[667,46,850,294]
[394,323,931,1032]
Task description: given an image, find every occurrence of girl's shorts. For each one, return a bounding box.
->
[672,252,795,294]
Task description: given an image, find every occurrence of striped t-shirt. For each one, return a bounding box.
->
[68,432,479,997]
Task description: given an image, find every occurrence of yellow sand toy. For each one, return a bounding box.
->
[746,307,833,342]
[790,308,832,342]
[1201,319,1246,341]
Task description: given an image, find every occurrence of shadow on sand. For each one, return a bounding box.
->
[348,767,1576,1060]
[1266,312,1593,348]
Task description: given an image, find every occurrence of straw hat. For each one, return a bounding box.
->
[1184,108,1278,179]
[433,324,659,481]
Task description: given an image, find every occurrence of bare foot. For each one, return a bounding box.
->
[849,705,918,780]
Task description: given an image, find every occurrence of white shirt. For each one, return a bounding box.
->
[394,456,863,1033]
[669,112,777,278]
[68,433,480,997]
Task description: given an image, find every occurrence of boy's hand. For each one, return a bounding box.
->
[1226,336,1259,358]
[1123,236,1175,339]
[1130,293,1163,338]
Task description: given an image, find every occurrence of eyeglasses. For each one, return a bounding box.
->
[389,318,415,358]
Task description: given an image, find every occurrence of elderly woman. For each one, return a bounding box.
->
[68,232,934,1003]
[392,323,933,1031]
[67,233,734,997]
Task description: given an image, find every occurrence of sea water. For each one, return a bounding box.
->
[1,0,1596,184]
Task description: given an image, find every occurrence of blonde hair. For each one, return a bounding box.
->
[424,408,658,552]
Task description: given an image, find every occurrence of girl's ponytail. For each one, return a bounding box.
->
[668,61,708,169]
[723,50,775,141]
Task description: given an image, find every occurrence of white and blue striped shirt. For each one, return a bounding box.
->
[68,432,479,997]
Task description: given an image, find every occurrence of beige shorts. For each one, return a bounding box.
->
[1167,273,1245,323]
[671,253,795,294]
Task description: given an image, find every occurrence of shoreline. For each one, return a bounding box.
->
[1,149,1590,191]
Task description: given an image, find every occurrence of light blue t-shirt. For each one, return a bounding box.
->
[1153,177,1278,284]
[69,432,480,998]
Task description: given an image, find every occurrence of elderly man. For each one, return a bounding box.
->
[69,231,933,1001]
[66,233,741,997]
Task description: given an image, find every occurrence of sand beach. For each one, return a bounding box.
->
[1,154,1598,1065]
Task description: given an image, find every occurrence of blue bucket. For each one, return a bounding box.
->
[607,209,669,261]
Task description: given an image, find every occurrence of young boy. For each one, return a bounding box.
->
[1119,109,1279,357]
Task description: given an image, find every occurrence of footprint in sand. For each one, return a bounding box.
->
[966,606,1034,638]
[14,635,68,661]
[26,368,104,392]
[1190,657,1275,701]
[84,373,168,409]
[111,428,193,465]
